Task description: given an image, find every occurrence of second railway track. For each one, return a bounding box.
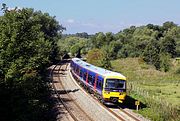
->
[51,62,94,121]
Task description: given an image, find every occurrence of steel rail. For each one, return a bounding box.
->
[58,62,94,121]
[118,106,141,121]
[51,61,94,121]
[50,63,78,121]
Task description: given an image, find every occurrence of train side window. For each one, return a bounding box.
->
[88,75,95,85]
[77,67,80,75]
[80,70,83,77]
[88,75,92,85]
[83,72,87,81]
[76,66,78,72]
[92,77,95,85]
[96,79,100,89]
[100,80,103,90]
[74,65,77,72]
[97,79,103,90]
[76,66,79,74]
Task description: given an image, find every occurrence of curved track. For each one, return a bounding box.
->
[50,64,78,121]
[50,60,148,121]
[50,62,94,121]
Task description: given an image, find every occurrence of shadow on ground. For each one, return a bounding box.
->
[50,88,79,120]
[56,89,79,94]
[121,95,146,109]
[106,95,146,110]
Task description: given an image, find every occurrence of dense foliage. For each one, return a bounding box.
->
[0,7,64,121]
[60,22,180,71]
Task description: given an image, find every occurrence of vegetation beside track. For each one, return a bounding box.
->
[111,58,180,121]
[0,5,65,121]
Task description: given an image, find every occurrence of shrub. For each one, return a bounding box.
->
[175,67,180,74]
[160,53,171,72]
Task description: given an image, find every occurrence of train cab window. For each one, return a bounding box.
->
[105,79,125,89]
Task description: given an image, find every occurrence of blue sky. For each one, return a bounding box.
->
[1,0,180,34]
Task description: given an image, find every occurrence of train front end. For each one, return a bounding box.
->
[102,76,126,104]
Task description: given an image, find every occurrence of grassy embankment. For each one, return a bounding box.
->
[111,58,180,121]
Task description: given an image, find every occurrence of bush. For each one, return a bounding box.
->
[86,48,112,69]
[86,48,104,67]
[160,53,171,72]
[175,67,180,74]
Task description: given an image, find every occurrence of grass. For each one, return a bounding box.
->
[112,58,180,83]
[111,57,180,121]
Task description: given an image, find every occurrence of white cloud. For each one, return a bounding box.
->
[7,7,21,11]
[81,23,98,28]
[67,19,75,24]
[63,19,136,34]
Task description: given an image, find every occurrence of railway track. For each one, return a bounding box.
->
[108,107,142,121]
[50,61,94,121]
[117,106,142,121]
[50,60,147,121]
[50,64,77,121]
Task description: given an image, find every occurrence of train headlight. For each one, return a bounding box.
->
[104,91,110,94]
[119,92,123,95]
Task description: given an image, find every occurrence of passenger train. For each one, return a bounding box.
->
[70,58,127,104]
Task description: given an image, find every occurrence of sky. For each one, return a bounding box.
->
[1,0,180,34]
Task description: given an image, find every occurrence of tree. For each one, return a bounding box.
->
[58,36,88,58]
[142,39,161,69]
[75,32,89,38]
[162,26,180,57]
[160,35,176,57]
[70,44,81,56]
[87,48,104,67]
[162,21,177,31]
[86,48,111,69]
[32,11,65,62]
[105,32,114,45]
[0,7,64,121]
[1,3,8,13]
[100,46,112,69]
[160,53,171,72]
[108,41,122,59]
[92,32,106,48]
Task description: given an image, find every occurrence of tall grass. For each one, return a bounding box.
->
[111,58,180,121]
[128,82,180,121]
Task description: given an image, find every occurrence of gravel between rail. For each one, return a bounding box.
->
[50,64,75,121]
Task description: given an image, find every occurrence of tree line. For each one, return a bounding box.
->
[59,22,180,72]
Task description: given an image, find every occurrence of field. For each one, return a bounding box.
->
[111,58,180,121]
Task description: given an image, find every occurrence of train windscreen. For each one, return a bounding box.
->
[105,79,125,89]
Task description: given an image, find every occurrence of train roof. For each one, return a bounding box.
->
[72,58,126,79]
